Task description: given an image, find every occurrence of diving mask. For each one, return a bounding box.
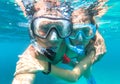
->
[70,24,96,40]
[65,24,96,55]
[30,16,72,39]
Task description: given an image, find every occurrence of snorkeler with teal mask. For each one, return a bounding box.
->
[65,24,96,55]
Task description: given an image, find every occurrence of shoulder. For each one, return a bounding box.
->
[22,44,38,58]
[94,31,106,56]
[85,31,106,63]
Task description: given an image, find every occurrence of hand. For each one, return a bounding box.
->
[14,54,48,75]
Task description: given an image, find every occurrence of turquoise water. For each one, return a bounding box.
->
[0,0,120,84]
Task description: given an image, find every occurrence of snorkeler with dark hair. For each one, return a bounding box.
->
[12,0,108,84]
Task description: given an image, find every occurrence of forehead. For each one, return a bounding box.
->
[72,8,91,24]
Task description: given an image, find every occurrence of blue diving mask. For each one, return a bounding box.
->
[65,24,96,55]
[70,24,96,40]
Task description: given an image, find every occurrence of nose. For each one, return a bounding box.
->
[47,28,59,41]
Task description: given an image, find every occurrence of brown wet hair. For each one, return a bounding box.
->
[16,0,108,24]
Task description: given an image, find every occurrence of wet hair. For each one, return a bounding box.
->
[20,0,108,18]
[21,0,108,19]
[21,0,74,19]
[21,0,35,16]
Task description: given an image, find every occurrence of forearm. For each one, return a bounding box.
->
[51,65,78,82]
[50,51,94,82]
[12,74,35,84]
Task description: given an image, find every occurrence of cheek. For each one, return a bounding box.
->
[82,40,90,46]
[36,37,47,46]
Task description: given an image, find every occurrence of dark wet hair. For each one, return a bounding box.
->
[21,0,73,19]
[21,0,108,19]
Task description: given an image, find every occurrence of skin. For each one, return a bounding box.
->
[12,0,107,84]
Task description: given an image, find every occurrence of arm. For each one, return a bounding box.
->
[49,31,106,82]
[12,45,48,84]
[12,74,35,84]
[13,31,106,83]
[13,45,94,83]
[50,50,95,82]
[12,54,37,84]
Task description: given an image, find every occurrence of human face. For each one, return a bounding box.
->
[31,1,72,51]
[71,8,96,46]
[31,16,65,50]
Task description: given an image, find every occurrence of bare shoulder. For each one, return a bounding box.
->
[13,45,47,76]
[94,31,106,56]
[22,44,38,58]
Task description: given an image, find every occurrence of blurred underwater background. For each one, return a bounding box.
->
[0,0,120,84]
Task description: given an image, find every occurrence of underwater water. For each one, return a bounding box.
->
[0,0,120,84]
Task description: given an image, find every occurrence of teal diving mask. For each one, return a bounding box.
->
[65,24,97,55]
[70,24,96,40]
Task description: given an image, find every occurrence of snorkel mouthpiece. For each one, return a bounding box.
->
[44,48,56,61]
[31,39,56,61]
[65,38,85,55]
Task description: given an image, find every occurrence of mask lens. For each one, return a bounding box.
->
[35,25,49,38]
[31,17,72,38]
[56,20,72,38]
[81,27,94,37]
[70,24,96,40]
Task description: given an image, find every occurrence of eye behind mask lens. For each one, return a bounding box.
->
[70,24,96,40]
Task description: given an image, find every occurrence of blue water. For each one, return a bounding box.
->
[0,0,120,84]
